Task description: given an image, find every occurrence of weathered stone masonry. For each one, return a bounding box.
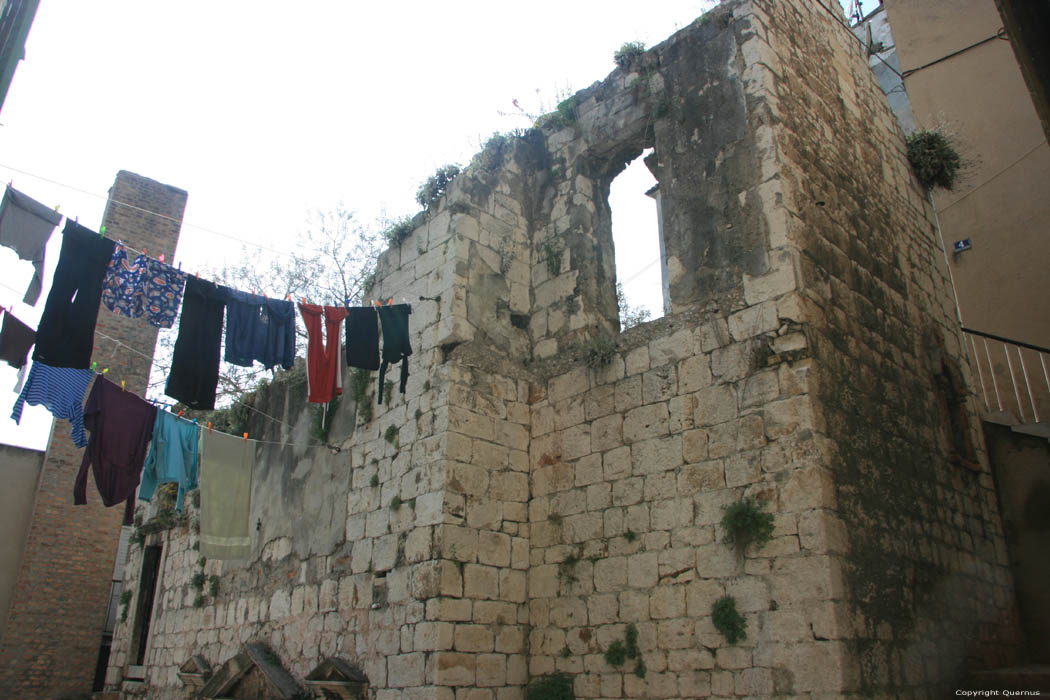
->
[107,2,1024,699]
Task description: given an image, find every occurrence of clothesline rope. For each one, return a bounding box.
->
[90,329,333,450]
[0,162,329,259]
[0,290,335,451]
[1,161,669,299]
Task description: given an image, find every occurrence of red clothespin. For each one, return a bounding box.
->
[177,409,184,417]
[286,293,292,301]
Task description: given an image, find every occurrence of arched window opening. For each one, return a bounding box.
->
[609,148,665,330]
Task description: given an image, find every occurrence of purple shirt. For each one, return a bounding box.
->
[74,377,157,525]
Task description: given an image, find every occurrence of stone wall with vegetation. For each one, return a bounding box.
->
[106,1,1022,699]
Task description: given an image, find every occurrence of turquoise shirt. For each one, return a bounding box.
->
[139,410,199,510]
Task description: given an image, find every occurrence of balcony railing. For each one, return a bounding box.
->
[963,327,1050,428]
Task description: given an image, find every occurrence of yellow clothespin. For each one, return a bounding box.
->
[102,368,109,374]
[120,380,125,391]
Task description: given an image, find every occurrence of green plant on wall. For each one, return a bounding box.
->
[613,41,646,69]
[119,590,132,623]
[712,596,747,644]
[526,673,574,700]
[416,164,461,210]
[543,239,562,278]
[382,216,415,248]
[603,623,645,677]
[349,367,373,423]
[906,129,962,192]
[581,335,617,369]
[535,98,578,131]
[721,497,775,551]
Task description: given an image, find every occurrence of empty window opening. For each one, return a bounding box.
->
[610,148,665,330]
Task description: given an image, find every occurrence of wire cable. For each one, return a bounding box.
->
[0,161,327,259]
[810,0,904,80]
[937,140,1046,215]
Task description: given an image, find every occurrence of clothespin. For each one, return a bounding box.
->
[177,409,184,417]
[54,205,59,214]
[387,298,393,306]
[120,380,125,391]
[102,367,109,374]
[158,254,165,263]
[99,225,105,236]
[207,422,213,431]
[242,432,248,441]
[177,261,182,271]
[91,361,97,372]
[301,297,308,305]
[142,248,148,257]
[286,293,292,301]
[75,216,78,224]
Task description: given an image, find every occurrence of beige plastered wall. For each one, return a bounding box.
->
[885,0,1050,351]
[0,443,45,640]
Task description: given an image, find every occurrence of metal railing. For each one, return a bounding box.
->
[963,327,1050,425]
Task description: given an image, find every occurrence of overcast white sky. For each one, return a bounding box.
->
[0,0,862,449]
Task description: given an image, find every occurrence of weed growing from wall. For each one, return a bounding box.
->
[603,623,645,677]
[906,129,962,191]
[614,41,646,69]
[416,164,461,210]
[536,98,578,131]
[581,336,617,368]
[119,590,132,623]
[349,368,373,423]
[526,673,574,700]
[712,596,747,644]
[721,497,775,551]
[543,239,562,278]
[382,216,415,248]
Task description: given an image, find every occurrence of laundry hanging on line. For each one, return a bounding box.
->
[101,244,187,329]
[224,289,295,371]
[377,303,412,404]
[165,276,228,411]
[139,408,199,513]
[0,309,35,370]
[0,184,62,306]
[199,428,256,561]
[75,376,158,525]
[11,362,94,447]
[299,302,347,404]
[33,220,115,369]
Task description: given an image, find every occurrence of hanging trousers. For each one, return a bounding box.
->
[165,277,227,410]
[32,221,116,368]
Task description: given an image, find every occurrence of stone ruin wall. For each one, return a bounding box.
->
[106,1,1024,699]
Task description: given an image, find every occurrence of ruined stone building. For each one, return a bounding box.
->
[104,1,1035,698]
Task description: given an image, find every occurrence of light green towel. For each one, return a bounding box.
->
[199,430,256,560]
